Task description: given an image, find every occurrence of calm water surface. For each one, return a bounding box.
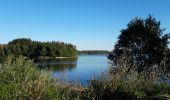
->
[37,55,109,86]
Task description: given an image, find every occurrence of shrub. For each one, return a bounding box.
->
[88,54,170,100]
[0,55,81,100]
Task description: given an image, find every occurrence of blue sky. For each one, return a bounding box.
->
[0,0,170,50]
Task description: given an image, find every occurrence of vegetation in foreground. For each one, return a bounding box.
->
[0,55,86,100]
[1,55,170,100]
[101,15,170,99]
[89,54,170,100]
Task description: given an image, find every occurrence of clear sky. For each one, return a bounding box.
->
[0,0,170,50]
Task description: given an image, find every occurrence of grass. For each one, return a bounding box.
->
[0,55,170,100]
[87,54,170,100]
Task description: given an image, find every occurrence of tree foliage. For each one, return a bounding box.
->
[0,38,77,61]
[108,15,170,72]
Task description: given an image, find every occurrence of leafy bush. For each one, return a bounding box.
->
[0,55,80,100]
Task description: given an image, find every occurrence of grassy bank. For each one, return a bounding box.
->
[0,55,170,100]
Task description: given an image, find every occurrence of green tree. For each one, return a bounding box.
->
[40,47,47,56]
[108,15,170,72]
[0,38,77,60]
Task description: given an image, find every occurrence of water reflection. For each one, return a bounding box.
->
[35,55,108,86]
[36,58,77,72]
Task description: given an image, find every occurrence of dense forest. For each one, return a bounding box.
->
[0,38,77,61]
[78,50,109,55]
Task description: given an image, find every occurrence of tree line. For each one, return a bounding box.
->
[78,50,109,55]
[0,38,77,61]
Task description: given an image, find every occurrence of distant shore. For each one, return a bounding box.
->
[37,56,77,59]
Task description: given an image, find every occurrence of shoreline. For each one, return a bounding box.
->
[37,56,77,59]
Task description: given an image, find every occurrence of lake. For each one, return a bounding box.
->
[37,55,109,86]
